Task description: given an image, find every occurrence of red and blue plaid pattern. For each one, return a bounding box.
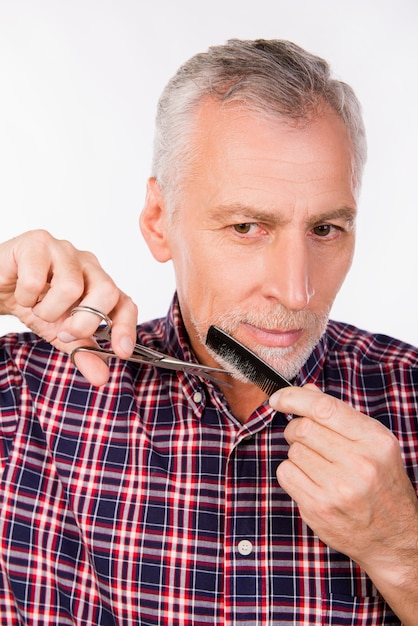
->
[1,297,417,624]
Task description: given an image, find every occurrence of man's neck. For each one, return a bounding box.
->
[221,378,269,424]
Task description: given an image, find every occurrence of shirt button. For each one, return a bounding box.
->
[193,391,203,404]
[237,539,253,556]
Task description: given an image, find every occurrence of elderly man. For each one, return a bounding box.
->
[0,40,417,625]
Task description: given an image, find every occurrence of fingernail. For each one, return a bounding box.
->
[57,331,77,343]
[119,336,134,355]
[269,390,281,405]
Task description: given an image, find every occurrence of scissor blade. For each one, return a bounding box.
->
[94,328,227,374]
[71,346,231,385]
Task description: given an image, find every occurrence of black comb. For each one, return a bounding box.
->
[206,325,292,395]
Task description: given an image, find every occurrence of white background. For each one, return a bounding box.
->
[1,0,417,345]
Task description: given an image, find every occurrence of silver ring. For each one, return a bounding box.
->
[70,306,112,331]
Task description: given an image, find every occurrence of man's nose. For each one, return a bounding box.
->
[261,234,314,311]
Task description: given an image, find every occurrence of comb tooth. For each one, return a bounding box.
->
[206,325,291,395]
[262,379,280,396]
[255,374,279,395]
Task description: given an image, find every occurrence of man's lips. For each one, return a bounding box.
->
[240,322,303,348]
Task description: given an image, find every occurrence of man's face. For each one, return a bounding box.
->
[144,101,357,380]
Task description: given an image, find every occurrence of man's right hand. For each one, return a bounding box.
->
[0,230,138,385]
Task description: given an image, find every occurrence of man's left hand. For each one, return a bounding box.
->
[269,384,418,573]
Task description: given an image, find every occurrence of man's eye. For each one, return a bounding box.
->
[313,224,333,237]
[233,223,253,234]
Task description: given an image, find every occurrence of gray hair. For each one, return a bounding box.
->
[152,39,367,208]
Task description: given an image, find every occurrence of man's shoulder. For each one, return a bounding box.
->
[0,330,49,361]
[325,320,418,369]
[136,315,170,349]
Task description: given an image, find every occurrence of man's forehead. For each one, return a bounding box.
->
[191,97,353,165]
[178,97,358,212]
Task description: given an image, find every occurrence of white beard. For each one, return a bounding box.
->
[193,304,330,382]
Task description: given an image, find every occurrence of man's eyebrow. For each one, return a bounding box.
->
[307,207,357,228]
[209,203,286,224]
[209,203,357,226]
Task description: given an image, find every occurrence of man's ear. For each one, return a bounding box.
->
[139,178,172,262]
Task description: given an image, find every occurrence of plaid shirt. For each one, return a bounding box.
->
[1,296,417,625]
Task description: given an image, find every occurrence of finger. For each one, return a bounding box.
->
[11,232,86,315]
[33,249,106,324]
[106,294,138,357]
[276,450,365,523]
[284,438,370,499]
[287,440,334,483]
[284,416,355,463]
[68,294,138,385]
[71,349,111,386]
[32,271,85,321]
[276,457,322,505]
[270,385,380,440]
[63,306,113,340]
[8,237,56,309]
[60,293,138,356]
[275,457,369,555]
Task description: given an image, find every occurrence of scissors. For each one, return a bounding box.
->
[70,307,230,385]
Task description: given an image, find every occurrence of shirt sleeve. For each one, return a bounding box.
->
[0,336,23,472]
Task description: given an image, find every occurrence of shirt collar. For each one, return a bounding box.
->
[162,293,199,364]
[295,325,329,387]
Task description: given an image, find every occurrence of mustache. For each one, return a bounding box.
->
[213,305,330,333]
